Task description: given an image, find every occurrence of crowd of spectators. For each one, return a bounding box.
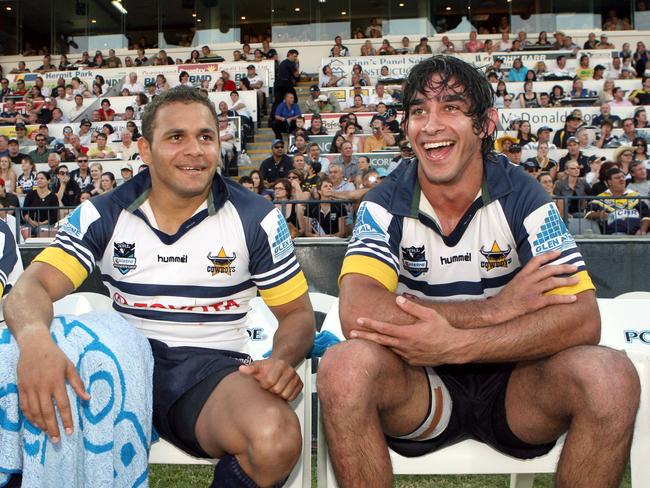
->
[2,29,650,239]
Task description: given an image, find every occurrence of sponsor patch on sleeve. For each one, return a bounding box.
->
[59,201,101,240]
[260,209,294,264]
[352,201,392,243]
[524,203,576,256]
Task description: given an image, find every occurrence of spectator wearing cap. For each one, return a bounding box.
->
[628,76,650,105]
[7,139,26,166]
[592,64,606,80]
[553,114,582,149]
[558,136,594,177]
[306,85,340,114]
[245,64,266,117]
[77,119,93,146]
[524,126,557,150]
[121,163,134,183]
[28,133,51,165]
[320,65,345,88]
[598,34,615,50]
[593,102,622,128]
[554,158,591,216]
[260,139,293,184]
[505,144,523,165]
[313,95,334,115]
[14,123,33,148]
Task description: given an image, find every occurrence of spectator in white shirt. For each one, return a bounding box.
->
[121,72,145,95]
[368,83,394,110]
[346,85,369,108]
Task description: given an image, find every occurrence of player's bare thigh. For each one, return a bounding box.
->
[318,338,431,436]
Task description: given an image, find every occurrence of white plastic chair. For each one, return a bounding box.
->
[317,298,650,488]
[616,291,650,300]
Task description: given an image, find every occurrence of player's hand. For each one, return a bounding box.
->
[16,330,90,442]
[490,250,579,323]
[239,358,303,401]
[350,296,464,367]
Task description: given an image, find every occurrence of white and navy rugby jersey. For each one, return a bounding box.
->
[34,170,308,350]
[340,155,594,300]
[0,218,21,297]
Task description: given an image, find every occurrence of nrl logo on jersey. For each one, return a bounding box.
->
[401,245,429,277]
[480,241,512,271]
[207,247,237,276]
[113,242,137,275]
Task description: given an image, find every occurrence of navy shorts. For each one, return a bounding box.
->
[387,362,557,459]
[149,339,252,458]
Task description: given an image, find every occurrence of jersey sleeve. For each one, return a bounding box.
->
[505,173,595,296]
[249,207,308,307]
[32,200,105,289]
[339,199,402,292]
[0,220,18,296]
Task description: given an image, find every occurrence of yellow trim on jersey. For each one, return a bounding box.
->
[545,270,595,296]
[0,284,4,297]
[33,247,89,289]
[259,271,308,307]
[338,255,398,292]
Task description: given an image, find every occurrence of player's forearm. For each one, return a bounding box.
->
[271,309,315,367]
[4,275,55,345]
[413,298,501,329]
[458,290,600,363]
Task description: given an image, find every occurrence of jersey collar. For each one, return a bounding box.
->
[108,168,231,244]
[387,152,514,218]
[110,167,230,215]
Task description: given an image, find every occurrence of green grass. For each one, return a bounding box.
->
[148,464,632,487]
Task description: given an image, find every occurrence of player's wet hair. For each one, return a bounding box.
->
[401,55,496,158]
[141,86,219,143]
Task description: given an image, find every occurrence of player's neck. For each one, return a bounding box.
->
[148,188,209,235]
[419,162,483,234]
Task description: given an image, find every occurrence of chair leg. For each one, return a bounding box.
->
[510,473,535,488]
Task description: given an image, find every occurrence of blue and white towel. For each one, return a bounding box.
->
[0,312,153,488]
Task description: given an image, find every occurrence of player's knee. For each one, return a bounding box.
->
[318,339,384,401]
[246,404,302,474]
[567,347,640,424]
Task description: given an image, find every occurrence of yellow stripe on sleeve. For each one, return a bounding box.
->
[258,271,309,307]
[33,247,89,290]
[338,255,398,292]
[545,270,595,296]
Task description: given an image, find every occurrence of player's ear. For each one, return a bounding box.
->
[137,136,152,164]
[481,107,499,138]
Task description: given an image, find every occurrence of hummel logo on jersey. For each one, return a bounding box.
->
[207,247,237,276]
[401,245,429,277]
[479,241,512,271]
[113,242,137,275]
[354,204,387,242]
